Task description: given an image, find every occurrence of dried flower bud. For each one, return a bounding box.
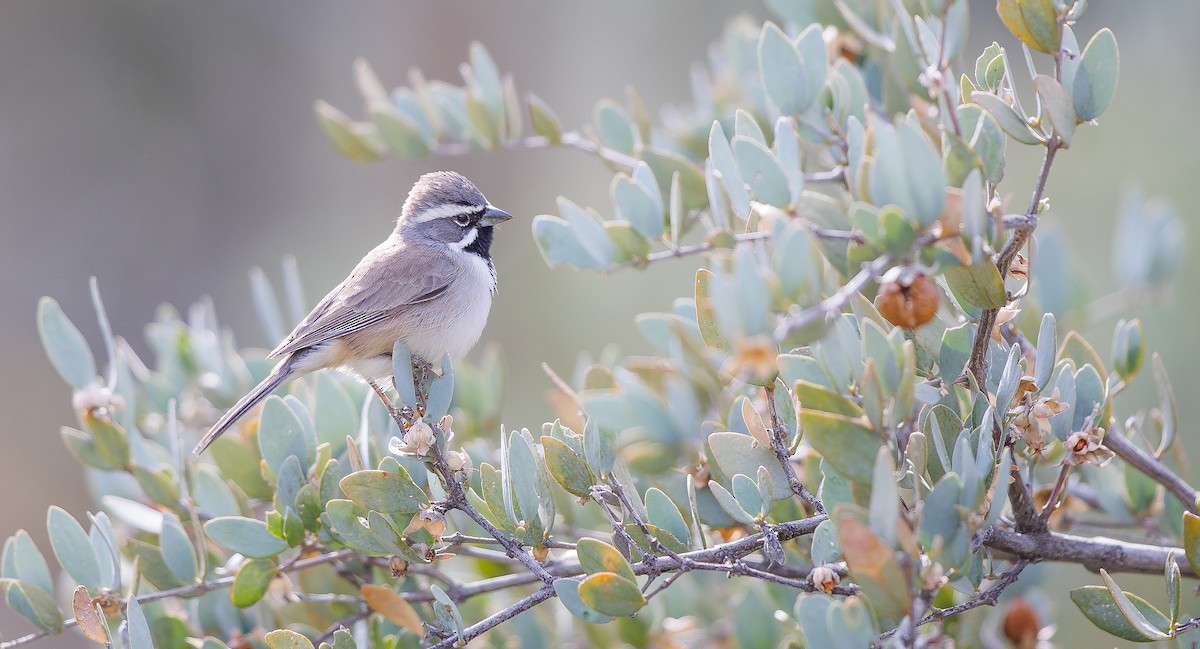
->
[444,447,474,475]
[1063,428,1115,467]
[876,267,939,329]
[1009,253,1030,278]
[403,508,447,538]
[388,556,409,578]
[809,565,840,594]
[532,544,550,565]
[389,419,436,457]
[72,382,126,415]
[724,335,779,379]
[919,556,948,591]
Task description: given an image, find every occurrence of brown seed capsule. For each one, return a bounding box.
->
[876,267,939,328]
[1002,596,1041,649]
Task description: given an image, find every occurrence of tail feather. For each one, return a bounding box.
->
[193,357,295,454]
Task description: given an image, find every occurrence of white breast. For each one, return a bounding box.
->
[400,250,497,362]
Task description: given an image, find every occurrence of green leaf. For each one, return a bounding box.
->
[733,136,790,208]
[583,419,615,478]
[802,411,881,485]
[707,431,790,496]
[796,376,864,417]
[425,354,455,422]
[554,577,614,624]
[811,520,841,565]
[1073,28,1119,121]
[732,473,764,518]
[429,584,465,643]
[231,558,276,608]
[897,120,946,226]
[37,297,97,389]
[605,222,651,263]
[828,596,879,647]
[758,22,809,115]
[314,100,383,162]
[867,448,897,546]
[695,269,732,352]
[203,517,287,558]
[996,0,1061,54]
[1182,512,1200,576]
[131,463,181,509]
[1151,354,1177,456]
[258,396,312,479]
[47,506,102,590]
[127,597,154,649]
[708,121,750,218]
[1166,550,1181,626]
[641,149,707,211]
[794,594,836,648]
[3,530,54,595]
[595,101,637,154]
[1111,319,1144,382]
[323,630,355,649]
[371,108,430,159]
[507,430,545,526]
[708,480,756,525]
[339,464,429,515]
[1098,570,1171,640]
[541,436,594,498]
[6,581,63,633]
[1071,585,1172,642]
[970,93,1041,145]
[1034,313,1057,389]
[577,538,636,583]
[944,261,1007,309]
[159,512,198,584]
[467,42,504,118]
[975,43,1005,92]
[613,173,664,240]
[562,197,615,267]
[578,572,646,617]
[324,500,391,554]
[1033,74,1076,144]
[527,93,563,144]
[265,629,316,649]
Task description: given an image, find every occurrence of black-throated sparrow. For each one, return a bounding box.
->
[194,171,512,454]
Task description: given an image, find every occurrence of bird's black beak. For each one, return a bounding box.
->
[480,205,513,226]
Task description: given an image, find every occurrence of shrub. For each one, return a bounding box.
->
[4,1,1193,648]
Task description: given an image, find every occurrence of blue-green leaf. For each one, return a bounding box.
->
[38,297,97,389]
[203,517,287,559]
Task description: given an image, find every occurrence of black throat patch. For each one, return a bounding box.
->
[464,225,494,261]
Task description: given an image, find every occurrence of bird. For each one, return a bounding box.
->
[193,171,512,454]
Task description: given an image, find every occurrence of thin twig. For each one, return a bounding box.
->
[763,383,825,513]
[426,585,557,649]
[966,138,1059,387]
[1104,429,1200,515]
[877,560,1029,643]
[616,231,771,270]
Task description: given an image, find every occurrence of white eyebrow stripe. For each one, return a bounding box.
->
[410,203,479,223]
[448,226,479,251]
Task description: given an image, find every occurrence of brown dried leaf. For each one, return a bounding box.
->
[71,585,108,644]
[361,584,423,634]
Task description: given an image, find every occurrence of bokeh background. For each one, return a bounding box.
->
[1,2,1196,646]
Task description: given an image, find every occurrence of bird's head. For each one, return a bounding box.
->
[395,171,512,258]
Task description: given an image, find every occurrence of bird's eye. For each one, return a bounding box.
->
[454,214,472,227]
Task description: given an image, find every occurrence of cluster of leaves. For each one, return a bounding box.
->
[2,0,1195,648]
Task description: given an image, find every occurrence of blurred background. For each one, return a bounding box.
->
[1,1,1196,645]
